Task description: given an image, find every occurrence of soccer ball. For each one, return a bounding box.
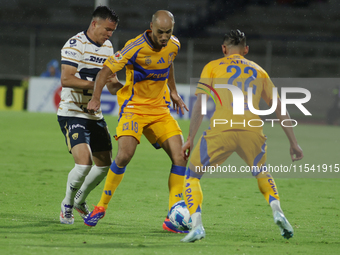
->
[169,200,192,231]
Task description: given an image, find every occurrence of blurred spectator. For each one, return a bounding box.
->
[40,59,61,78]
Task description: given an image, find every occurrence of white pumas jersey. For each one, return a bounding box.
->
[58,30,114,120]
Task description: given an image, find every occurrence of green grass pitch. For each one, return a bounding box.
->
[0,111,339,255]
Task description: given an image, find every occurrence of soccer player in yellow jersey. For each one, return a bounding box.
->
[180,30,304,242]
[84,10,189,233]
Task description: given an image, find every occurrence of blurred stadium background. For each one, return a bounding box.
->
[1,0,340,122]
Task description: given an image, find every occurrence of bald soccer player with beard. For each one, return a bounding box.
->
[84,10,190,234]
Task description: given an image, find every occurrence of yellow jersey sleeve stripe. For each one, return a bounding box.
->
[171,40,180,50]
[120,38,142,55]
[121,37,145,55]
[171,35,180,44]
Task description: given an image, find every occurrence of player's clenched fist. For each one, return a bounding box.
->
[87,98,101,112]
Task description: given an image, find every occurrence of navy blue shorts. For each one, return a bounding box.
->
[58,116,112,153]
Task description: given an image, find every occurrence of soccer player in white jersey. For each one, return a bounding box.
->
[58,6,122,224]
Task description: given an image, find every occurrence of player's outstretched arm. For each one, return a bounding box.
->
[88,65,113,112]
[106,73,123,95]
[168,63,189,115]
[182,93,204,160]
[274,97,304,162]
[61,64,94,89]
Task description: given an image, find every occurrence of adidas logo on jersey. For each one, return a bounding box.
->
[157,57,165,64]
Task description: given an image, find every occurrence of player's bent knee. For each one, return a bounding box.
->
[71,143,93,165]
[171,154,187,167]
[93,151,112,166]
[115,151,135,166]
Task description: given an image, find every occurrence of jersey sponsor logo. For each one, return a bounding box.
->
[114,52,122,62]
[65,50,77,57]
[145,56,152,65]
[69,124,85,131]
[89,56,106,64]
[157,57,165,64]
[69,39,77,47]
[146,71,169,80]
[168,53,174,64]
[72,133,79,140]
[230,59,257,68]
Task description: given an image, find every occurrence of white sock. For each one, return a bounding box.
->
[74,165,109,204]
[191,212,203,228]
[270,200,284,215]
[62,164,92,206]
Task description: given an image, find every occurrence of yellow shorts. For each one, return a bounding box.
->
[190,130,267,174]
[116,112,182,148]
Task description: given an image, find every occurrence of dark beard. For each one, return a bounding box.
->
[152,33,163,50]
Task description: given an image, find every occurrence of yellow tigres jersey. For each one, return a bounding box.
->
[104,30,180,116]
[196,54,277,134]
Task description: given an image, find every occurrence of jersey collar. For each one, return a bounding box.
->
[143,30,155,49]
[227,54,244,59]
[84,30,102,47]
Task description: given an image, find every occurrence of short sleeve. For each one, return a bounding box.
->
[171,35,181,58]
[61,37,83,68]
[104,39,141,73]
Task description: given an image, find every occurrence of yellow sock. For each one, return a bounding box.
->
[184,167,203,215]
[97,161,126,210]
[184,177,203,215]
[168,165,186,211]
[257,172,280,204]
